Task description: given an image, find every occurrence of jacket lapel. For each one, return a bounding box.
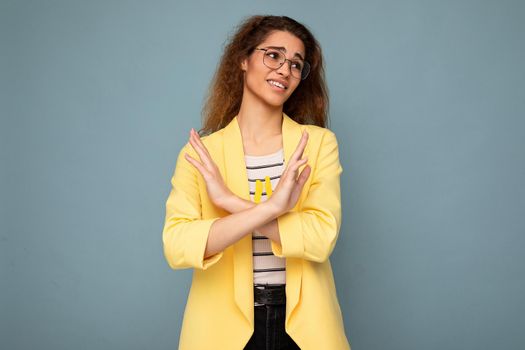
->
[223,112,304,329]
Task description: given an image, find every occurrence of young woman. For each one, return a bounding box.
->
[162,15,351,350]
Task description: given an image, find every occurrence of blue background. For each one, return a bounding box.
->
[2,0,524,349]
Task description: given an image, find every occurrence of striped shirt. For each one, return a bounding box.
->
[244,148,286,306]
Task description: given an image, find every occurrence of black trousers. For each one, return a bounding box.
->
[243,304,301,350]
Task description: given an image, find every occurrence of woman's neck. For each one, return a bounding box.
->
[237,101,283,143]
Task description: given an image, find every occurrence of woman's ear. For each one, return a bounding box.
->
[240,57,248,72]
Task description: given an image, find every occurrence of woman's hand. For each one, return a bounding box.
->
[267,130,311,216]
[184,128,234,211]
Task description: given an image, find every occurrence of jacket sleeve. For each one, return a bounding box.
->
[270,129,343,263]
[162,141,223,270]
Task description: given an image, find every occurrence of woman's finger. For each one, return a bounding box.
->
[297,164,311,186]
[290,131,309,162]
[189,130,208,161]
[282,156,308,184]
[290,156,308,176]
[293,157,308,182]
[184,153,210,177]
[190,129,213,161]
[189,130,214,170]
[282,133,308,181]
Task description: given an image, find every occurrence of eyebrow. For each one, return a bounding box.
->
[265,46,305,61]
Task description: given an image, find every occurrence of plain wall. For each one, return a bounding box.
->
[2,0,524,349]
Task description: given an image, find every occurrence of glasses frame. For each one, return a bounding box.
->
[254,47,310,80]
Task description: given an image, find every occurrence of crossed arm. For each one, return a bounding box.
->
[162,130,342,270]
[214,195,282,245]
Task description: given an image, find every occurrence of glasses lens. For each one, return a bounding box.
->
[263,50,284,69]
[300,61,311,80]
[289,60,304,79]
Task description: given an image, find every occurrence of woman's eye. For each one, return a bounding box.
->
[292,61,303,70]
[266,51,281,60]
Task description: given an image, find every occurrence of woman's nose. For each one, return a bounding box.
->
[276,60,292,76]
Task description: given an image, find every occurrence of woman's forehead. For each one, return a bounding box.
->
[259,31,305,56]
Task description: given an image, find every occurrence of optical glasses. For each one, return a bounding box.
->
[254,47,311,80]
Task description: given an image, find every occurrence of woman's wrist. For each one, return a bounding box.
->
[260,199,283,218]
[220,194,254,213]
[219,194,282,243]
[222,194,283,217]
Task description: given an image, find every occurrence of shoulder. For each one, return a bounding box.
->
[180,127,224,156]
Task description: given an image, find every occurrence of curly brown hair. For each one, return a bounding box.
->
[198,15,330,136]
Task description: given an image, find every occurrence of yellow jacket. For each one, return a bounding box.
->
[162,112,351,350]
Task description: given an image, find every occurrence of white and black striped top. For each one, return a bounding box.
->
[244,148,286,306]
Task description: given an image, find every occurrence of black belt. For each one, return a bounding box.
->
[254,284,286,305]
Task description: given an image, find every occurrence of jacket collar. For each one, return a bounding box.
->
[223,112,304,329]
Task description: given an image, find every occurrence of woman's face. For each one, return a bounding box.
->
[240,30,306,108]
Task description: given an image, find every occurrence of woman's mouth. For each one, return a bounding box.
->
[267,79,287,92]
